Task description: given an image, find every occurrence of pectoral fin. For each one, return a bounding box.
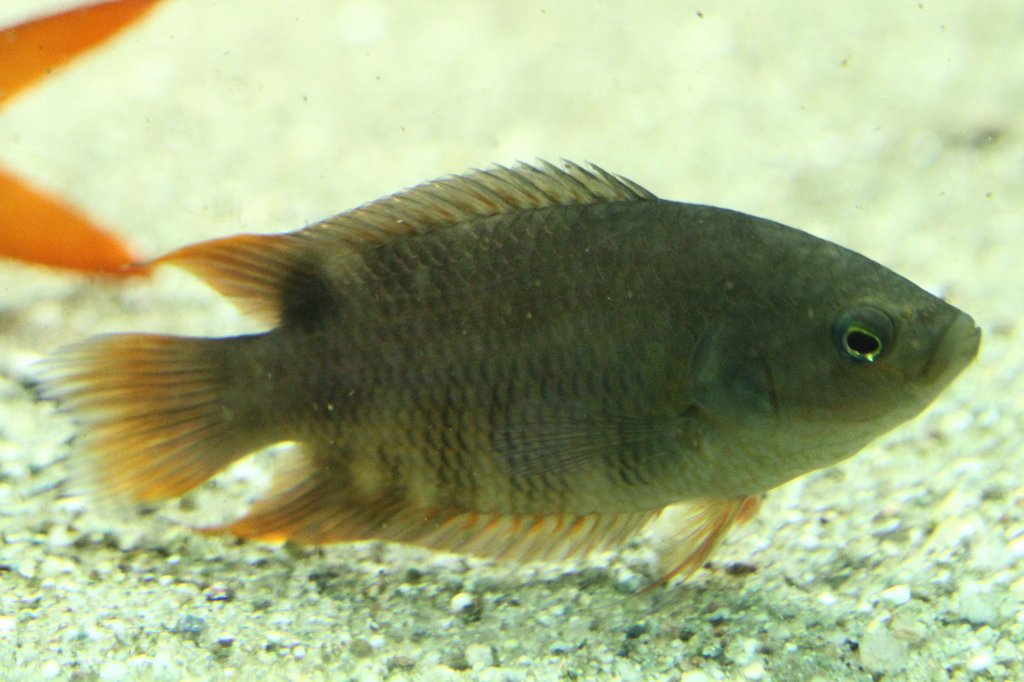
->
[493,401,693,480]
[646,495,763,588]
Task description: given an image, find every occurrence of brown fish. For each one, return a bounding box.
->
[40,161,980,582]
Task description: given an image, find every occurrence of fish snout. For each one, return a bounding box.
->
[922,309,980,386]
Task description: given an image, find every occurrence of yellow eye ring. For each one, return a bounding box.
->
[842,325,883,362]
[833,306,893,364]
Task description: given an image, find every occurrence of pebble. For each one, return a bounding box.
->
[859,618,909,674]
[449,591,477,614]
[878,584,911,606]
[955,582,1002,625]
[39,660,61,679]
[625,622,649,639]
[98,660,129,682]
[171,614,206,641]
[46,524,75,549]
[966,650,994,673]
[743,662,767,680]
[613,658,644,682]
[465,643,494,669]
[889,613,928,644]
[725,636,761,666]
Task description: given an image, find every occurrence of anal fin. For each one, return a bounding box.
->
[205,445,658,565]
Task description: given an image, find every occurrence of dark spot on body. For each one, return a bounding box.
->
[280,262,335,328]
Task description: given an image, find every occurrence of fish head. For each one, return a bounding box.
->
[690,239,979,489]
[777,292,981,453]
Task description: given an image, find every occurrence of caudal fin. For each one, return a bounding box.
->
[38,334,267,503]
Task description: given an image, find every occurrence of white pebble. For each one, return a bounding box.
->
[46,525,75,549]
[1007,535,1024,558]
[966,650,994,673]
[39,660,61,679]
[98,661,129,682]
[726,636,761,666]
[878,584,912,606]
[0,617,15,635]
[743,661,767,680]
[465,643,494,669]
[449,592,477,613]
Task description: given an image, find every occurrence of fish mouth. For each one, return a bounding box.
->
[921,310,981,387]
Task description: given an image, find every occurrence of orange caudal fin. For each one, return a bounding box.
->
[645,495,763,589]
[0,167,145,276]
[38,333,270,504]
[0,0,164,107]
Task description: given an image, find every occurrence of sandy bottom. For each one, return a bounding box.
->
[0,1,1021,680]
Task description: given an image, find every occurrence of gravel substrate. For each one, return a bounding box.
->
[1,2,1021,680]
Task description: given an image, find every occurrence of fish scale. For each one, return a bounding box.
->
[39,161,979,584]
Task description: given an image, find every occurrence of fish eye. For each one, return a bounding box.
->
[833,306,894,363]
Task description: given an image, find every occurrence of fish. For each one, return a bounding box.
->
[0,0,164,276]
[39,161,981,583]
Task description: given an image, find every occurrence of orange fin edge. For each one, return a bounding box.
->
[38,333,264,503]
[202,445,659,565]
[154,232,308,325]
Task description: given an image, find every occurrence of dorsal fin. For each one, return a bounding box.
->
[157,161,657,325]
[309,159,657,249]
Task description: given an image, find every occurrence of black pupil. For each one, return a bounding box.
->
[846,329,880,356]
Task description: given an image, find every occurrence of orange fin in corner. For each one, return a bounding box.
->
[645,494,763,589]
[0,0,165,275]
[203,444,659,565]
[0,168,144,276]
[0,0,164,107]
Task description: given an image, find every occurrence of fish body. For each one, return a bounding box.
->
[42,162,980,580]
